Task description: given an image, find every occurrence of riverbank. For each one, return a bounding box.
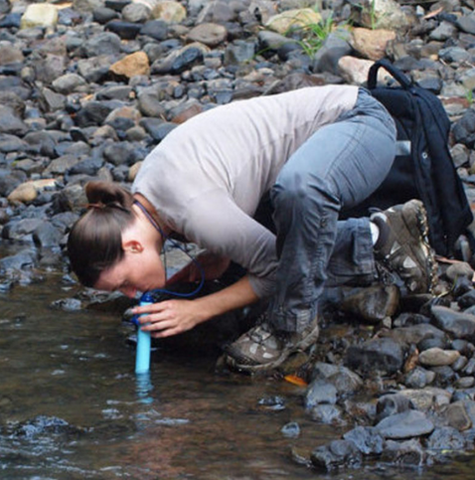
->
[2,0,475,473]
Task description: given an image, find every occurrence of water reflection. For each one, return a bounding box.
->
[135,371,154,405]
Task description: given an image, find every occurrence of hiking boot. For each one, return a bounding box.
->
[224,315,319,373]
[371,199,437,294]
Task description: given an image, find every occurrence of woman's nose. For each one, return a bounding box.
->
[120,286,137,298]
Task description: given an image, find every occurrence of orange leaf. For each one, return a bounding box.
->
[284,374,308,387]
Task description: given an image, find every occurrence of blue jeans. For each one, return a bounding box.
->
[268,89,397,332]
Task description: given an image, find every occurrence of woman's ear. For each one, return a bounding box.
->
[122,239,144,254]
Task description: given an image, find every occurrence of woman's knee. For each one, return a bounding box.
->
[271,170,338,211]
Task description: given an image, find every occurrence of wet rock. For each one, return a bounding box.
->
[343,426,384,455]
[51,297,83,311]
[305,380,338,408]
[375,410,435,439]
[0,248,36,273]
[311,439,362,471]
[281,421,300,438]
[309,404,345,425]
[382,438,425,466]
[310,362,363,397]
[2,218,43,242]
[345,336,405,375]
[425,426,466,451]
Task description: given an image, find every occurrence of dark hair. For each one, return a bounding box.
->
[67,181,135,287]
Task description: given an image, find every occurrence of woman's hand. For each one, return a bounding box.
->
[133,299,202,338]
[166,252,231,286]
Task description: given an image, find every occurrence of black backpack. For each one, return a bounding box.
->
[344,59,473,258]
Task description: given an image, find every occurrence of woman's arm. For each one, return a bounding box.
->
[133,275,259,338]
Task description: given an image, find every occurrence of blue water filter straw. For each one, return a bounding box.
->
[135,292,153,374]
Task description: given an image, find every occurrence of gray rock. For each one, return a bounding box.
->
[426,426,466,451]
[376,394,415,422]
[382,438,425,466]
[431,306,475,340]
[418,347,460,367]
[384,323,446,347]
[224,40,255,65]
[122,2,150,22]
[312,31,353,75]
[308,404,344,425]
[281,421,300,438]
[457,13,475,35]
[93,7,120,24]
[305,380,338,408]
[311,362,363,396]
[453,108,475,148]
[375,410,434,439]
[33,222,63,248]
[438,46,471,64]
[311,439,362,471]
[404,366,435,389]
[429,20,457,41]
[77,55,115,83]
[51,73,89,95]
[81,31,122,57]
[343,426,384,455]
[0,248,36,273]
[2,218,43,242]
[0,106,28,136]
[345,336,405,375]
[140,20,168,40]
[446,401,473,431]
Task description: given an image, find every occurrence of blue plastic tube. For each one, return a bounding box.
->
[135,292,153,374]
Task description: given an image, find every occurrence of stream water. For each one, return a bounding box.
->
[1,255,475,479]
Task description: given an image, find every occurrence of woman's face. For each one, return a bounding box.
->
[94,221,166,298]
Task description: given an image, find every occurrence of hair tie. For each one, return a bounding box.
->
[87,202,105,210]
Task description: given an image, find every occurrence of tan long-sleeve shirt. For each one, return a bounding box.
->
[132,85,359,297]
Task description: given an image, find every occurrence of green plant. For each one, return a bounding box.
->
[369,0,377,30]
[465,88,474,105]
[289,13,335,57]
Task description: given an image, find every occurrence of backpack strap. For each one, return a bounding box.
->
[368,59,413,90]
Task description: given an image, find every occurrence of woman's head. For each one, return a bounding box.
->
[67,181,136,288]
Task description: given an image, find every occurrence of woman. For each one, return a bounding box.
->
[67,85,436,373]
